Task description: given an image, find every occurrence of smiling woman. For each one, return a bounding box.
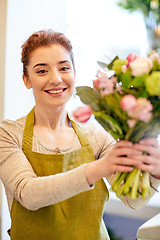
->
[21,36,76,149]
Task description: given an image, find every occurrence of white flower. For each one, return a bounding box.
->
[130,58,153,77]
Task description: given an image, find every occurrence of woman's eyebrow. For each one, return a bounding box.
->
[59,60,71,64]
[33,63,47,68]
[33,60,71,69]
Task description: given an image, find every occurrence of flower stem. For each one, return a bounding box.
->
[130,169,141,199]
[141,171,151,199]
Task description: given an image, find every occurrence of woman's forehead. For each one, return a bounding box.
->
[29,44,71,64]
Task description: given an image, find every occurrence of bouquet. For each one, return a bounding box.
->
[73,51,160,199]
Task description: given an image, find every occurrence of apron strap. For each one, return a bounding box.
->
[22,108,35,151]
[69,118,92,147]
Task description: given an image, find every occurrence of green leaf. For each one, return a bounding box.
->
[103,93,129,123]
[150,96,160,113]
[76,86,101,112]
[120,71,132,88]
[93,111,123,139]
[126,114,160,143]
[131,74,146,87]
[139,88,149,98]
[107,56,119,70]
[152,60,160,71]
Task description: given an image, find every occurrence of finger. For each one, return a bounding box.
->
[115,148,143,157]
[115,140,133,148]
[135,155,155,165]
[133,144,160,156]
[136,163,154,173]
[114,165,133,173]
[136,162,159,176]
[112,156,140,167]
[139,138,159,148]
[133,155,160,174]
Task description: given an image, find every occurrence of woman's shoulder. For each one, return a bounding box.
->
[0,115,27,145]
[79,119,113,141]
[0,115,26,131]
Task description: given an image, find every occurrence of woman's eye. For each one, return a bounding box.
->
[37,69,47,74]
[60,66,70,71]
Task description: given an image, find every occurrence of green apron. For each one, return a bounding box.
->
[10,108,110,240]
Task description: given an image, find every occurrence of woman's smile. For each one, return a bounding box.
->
[44,87,68,96]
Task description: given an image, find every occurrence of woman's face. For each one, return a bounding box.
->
[23,44,76,109]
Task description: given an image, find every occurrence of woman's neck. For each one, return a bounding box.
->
[34,105,69,130]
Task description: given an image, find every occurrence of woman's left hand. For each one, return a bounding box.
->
[133,138,160,179]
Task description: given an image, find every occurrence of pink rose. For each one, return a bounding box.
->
[126,53,138,67]
[72,105,92,123]
[128,98,153,123]
[120,95,137,111]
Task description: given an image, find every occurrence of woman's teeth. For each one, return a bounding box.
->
[47,89,64,94]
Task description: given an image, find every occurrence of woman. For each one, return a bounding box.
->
[0,29,160,240]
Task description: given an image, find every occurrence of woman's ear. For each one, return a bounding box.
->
[23,74,32,89]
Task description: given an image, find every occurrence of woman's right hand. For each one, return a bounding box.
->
[85,140,142,186]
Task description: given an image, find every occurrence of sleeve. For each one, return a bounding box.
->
[0,121,93,211]
[81,120,116,160]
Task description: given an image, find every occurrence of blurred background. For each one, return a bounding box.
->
[0,0,160,239]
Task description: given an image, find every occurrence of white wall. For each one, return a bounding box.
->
[4,0,68,120]
[66,0,148,88]
[2,1,68,239]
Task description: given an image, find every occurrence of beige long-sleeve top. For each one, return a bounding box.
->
[0,115,159,213]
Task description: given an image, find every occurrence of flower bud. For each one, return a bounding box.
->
[126,53,138,67]
[72,105,92,123]
[93,79,99,89]
[120,95,136,111]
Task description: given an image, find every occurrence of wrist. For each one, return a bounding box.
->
[85,160,101,186]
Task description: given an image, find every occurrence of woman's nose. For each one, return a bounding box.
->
[49,70,62,85]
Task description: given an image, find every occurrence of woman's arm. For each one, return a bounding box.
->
[0,124,92,211]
